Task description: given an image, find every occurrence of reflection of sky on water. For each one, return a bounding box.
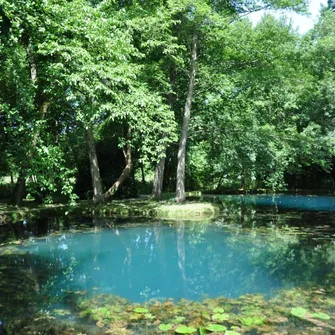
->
[220,195,335,211]
[18,220,335,303]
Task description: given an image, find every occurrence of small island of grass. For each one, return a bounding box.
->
[0,197,222,224]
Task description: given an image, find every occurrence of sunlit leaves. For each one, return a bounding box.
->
[134,307,149,313]
[188,12,334,192]
[159,323,173,331]
[213,307,224,313]
[175,325,197,334]
[241,316,265,326]
[212,313,229,321]
[205,324,227,332]
[312,312,331,320]
[225,331,241,335]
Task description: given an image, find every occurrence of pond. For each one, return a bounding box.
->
[218,194,335,211]
[0,195,335,334]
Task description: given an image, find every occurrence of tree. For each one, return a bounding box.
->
[184,14,332,191]
[173,0,308,202]
[116,0,182,200]
[0,0,78,205]
[3,0,333,204]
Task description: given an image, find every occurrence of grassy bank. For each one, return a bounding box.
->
[0,198,222,223]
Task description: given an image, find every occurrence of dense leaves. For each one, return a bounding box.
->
[0,0,334,203]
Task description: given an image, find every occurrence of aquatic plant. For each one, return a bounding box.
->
[63,281,335,335]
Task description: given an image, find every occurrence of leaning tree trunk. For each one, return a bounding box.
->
[86,124,105,204]
[176,29,198,203]
[105,130,133,200]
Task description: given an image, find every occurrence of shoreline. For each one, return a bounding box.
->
[0,199,222,223]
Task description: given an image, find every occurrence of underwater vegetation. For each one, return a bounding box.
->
[60,283,335,335]
[2,284,335,335]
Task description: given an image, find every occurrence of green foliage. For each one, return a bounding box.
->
[205,324,227,332]
[213,307,224,313]
[69,279,335,335]
[172,316,186,323]
[312,312,331,320]
[240,316,265,326]
[212,313,229,321]
[0,0,333,202]
[134,307,149,313]
[290,307,307,318]
[187,12,334,192]
[225,331,241,335]
[291,307,331,321]
[159,323,173,331]
[175,325,197,334]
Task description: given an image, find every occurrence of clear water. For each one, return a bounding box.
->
[218,194,335,211]
[11,222,335,304]
[1,195,335,334]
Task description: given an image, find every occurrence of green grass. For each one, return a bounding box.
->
[0,198,222,223]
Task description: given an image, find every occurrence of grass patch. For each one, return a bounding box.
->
[155,202,220,219]
[0,198,222,223]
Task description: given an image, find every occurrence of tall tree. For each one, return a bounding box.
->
[117,0,182,200]
[0,0,78,205]
[173,0,308,202]
[186,14,333,191]
[34,0,141,203]
[176,27,198,202]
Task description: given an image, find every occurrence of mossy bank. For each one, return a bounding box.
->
[0,199,222,223]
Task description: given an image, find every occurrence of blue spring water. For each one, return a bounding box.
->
[18,220,335,303]
[218,194,335,211]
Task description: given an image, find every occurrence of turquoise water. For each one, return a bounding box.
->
[1,195,335,333]
[218,194,335,211]
[16,226,286,302]
[11,219,335,304]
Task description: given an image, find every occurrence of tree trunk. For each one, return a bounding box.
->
[216,173,225,190]
[86,125,105,204]
[105,130,133,200]
[152,63,176,200]
[152,154,166,200]
[140,162,146,185]
[12,175,26,207]
[176,29,198,203]
[241,172,247,194]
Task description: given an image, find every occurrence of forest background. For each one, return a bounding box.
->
[0,0,335,206]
